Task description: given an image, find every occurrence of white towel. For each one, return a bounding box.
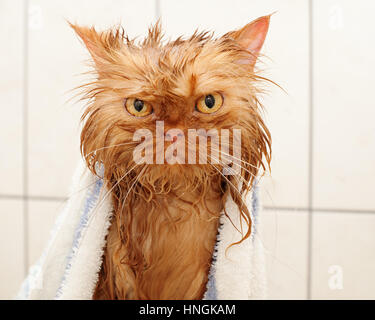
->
[17,160,267,300]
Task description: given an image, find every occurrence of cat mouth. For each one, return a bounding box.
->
[164,149,184,164]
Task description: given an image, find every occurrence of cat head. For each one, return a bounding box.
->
[72,16,271,203]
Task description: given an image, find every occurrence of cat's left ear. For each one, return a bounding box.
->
[227,15,271,67]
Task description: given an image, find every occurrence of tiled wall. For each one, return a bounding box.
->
[0,0,374,299]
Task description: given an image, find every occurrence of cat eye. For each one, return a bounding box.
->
[125,98,153,117]
[196,93,223,114]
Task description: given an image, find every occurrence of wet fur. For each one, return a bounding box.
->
[71,18,272,299]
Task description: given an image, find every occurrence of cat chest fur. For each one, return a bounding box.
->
[93,184,224,300]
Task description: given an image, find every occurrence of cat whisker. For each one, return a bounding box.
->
[122,165,147,206]
[188,140,247,197]
[84,141,138,159]
[61,163,140,272]
[207,152,276,209]
[206,161,247,235]
[208,153,252,184]
[209,145,267,173]
[66,179,99,200]
[186,138,259,183]
[118,165,147,240]
[81,163,139,231]
[208,149,261,182]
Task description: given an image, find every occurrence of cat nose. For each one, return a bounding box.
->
[165,130,184,142]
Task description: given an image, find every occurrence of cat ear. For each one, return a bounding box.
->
[70,23,124,68]
[227,15,271,67]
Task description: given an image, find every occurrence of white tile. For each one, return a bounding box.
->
[0,0,24,195]
[312,212,375,299]
[160,0,310,208]
[28,200,66,267]
[259,210,308,299]
[28,0,156,197]
[313,0,375,210]
[0,200,24,299]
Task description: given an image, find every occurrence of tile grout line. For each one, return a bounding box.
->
[2,192,375,214]
[155,0,161,20]
[307,0,314,300]
[2,193,375,214]
[263,206,375,215]
[0,195,67,202]
[22,0,29,276]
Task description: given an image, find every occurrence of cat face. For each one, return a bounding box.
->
[73,16,271,193]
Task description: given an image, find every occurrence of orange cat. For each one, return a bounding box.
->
[71,15,271,300]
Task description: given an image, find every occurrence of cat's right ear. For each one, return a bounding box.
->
[226,15,271,67]
[70,23,124,69]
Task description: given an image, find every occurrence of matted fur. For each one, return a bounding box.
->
[71,17,272,300]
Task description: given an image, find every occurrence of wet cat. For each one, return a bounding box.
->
[71,15,271,299]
